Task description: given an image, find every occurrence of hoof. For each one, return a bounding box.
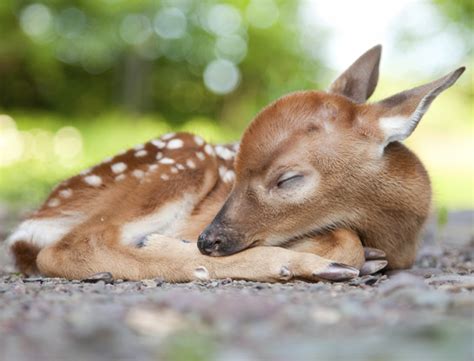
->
[314,262,359,281]
[360,260,388,276]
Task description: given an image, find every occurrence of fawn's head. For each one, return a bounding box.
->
[198,45,464,256]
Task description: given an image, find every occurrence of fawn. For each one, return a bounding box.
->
[4,45,464,282]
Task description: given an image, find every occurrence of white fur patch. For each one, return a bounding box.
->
[132,169,145,179]
[167,139,184,149]
[194,266,210,280]
[176,163,185,170]
[196,152,205,161]
[161,174,169,181]
[152,139,166,149]
[218,166,227,178]
[379,116,410,146]
[162,132,176,140]
[148,164,159,172]
[135,150,148,157]
[120,196,196,245]
[83,175,102,187]
[48,198,60,207]
[80,167,92,176]
[6,214,85,249]
[170,167,178,174]
[186,159,196,169]
[134,144,145,151]
[59,189,73,199]
[215,145,234,160]
[156,152,163,160]
[204,144,215,156]
[223,170,235,183]
[111,162,127,174]
[194,136,204,146]
[115,174,126,181]
[159,157,175,165]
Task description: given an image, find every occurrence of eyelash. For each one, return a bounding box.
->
[277,174,302,188]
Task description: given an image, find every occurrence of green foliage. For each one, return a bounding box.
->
[0,0,321,126]
[433,0,474,30]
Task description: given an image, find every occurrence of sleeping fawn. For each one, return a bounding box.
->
[4,45,464,282]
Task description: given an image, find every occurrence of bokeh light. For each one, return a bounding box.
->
[203,59,240,95]
[120,14,152,45]
[206,4,242,36]
[53,127,83,164]
[20,3,53,40]
[215,35,247,64]
[55,7,86,39]
[154,8,187,39]
[0,115,24,167]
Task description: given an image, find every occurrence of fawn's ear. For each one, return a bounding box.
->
[328,45,382,103]
[364,67,465,148]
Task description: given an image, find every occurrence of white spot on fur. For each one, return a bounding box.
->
[167,139,184,149]
[59,189,73,199]
[223,170,235,183]
[218,166,227,178]
[176,163,185,170]
[186,159,196,169]
[162,132,176,140]
[170,167,178,174]
[215,145,234,160]
[194,266,210,280]
[161,174,170,181]
[148,164,159,172]
[159,157,175,164]
[204,144,215,156]
[115,174,126,181]
[134,144,145,151]
[132,169,145,179]
[80,167,92,176]
[232,143,240,152]
[135,150,148,158]
[103,156,113,163]
[151,139,166,149]
[196,152,205,161]
[83,175,102,187]
[194,135,204,146]
[111,162,127,174]
[6,213,86,249]
[156,152,163,160]
[48,198,60,207]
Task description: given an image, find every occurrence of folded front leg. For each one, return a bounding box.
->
[140,234,359,282]
[37,229,359,282]
[287,229,387,275]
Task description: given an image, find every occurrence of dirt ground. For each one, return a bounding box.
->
[0,206,473,361]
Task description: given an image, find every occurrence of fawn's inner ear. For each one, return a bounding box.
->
[359,67,465,149]
[328,44,382,104]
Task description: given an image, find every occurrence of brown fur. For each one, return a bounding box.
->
[5,46,464,281]
[11,241,41,275]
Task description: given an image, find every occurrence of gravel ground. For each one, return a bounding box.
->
[0,207,473,361]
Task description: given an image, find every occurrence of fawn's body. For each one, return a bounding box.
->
[4,46,464,282]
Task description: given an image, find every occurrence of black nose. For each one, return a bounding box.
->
[197,231,223,255]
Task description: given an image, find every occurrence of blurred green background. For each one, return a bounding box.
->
[0,0,472,210]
